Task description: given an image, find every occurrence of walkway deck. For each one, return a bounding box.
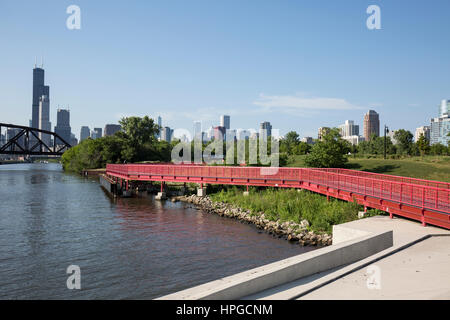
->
[105,164,450,229]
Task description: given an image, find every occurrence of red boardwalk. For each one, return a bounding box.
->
[106,164,450,230]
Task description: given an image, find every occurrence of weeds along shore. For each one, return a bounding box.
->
[170,187,366,246]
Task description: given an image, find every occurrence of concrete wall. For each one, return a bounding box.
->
[332,225,371,245]
[157,230,393,300]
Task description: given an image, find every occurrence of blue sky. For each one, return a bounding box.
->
[1,0,449,139]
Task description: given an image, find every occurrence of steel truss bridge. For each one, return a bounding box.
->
[0,123,71,156]
[106,164,450,230]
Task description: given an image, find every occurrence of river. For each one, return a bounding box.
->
[0,163,314,299]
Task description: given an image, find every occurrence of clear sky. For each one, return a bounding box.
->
[1,0,449,139]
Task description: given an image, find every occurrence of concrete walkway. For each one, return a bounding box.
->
[300,236,450,300]
[243,216,450,300]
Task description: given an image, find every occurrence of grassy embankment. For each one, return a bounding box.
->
[287,155,450,182]
[208,155,450,234]
[209,187,363,234]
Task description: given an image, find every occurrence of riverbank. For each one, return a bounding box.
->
[173,194,333,247]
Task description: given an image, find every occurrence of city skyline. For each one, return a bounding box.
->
[1,1,450,140]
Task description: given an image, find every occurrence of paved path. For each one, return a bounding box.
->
[300,236,450,300]
[243,216,450,300]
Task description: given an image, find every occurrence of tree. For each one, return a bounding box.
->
[357,135,395,155]
[280,131,300,155]
[394,129,414,155]
[61,116,173,172]
[430,143,447,156]
[294,141,311,155]
[416,133,430,157]
[304,128,350,168]
[119,116,159,146]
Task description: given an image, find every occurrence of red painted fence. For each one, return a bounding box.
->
[106,164,450,229]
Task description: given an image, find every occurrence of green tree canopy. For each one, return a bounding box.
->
[394,129,414,155]
[304,128,350,168]
[416,133,430,156]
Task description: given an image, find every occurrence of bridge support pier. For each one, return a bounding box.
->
[155,192,167,200]
[197,187,207,197]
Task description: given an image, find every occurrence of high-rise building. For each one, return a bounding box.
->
[193,121,202,141]
[301,137,314,144]
[32,65,50,130]
[318,127,330,141]
[259,121,272,140]
[439,99,450,117]
[342,135,365,146]
[415,126,431,142]
[430,115,450,145]
[339,120,359,137]
[91,127,102,139]
[104,124,121,136]
[157,116,162,138]
[363,110,380,140]
[220,115,230,130]
[213,126,226,140]
[6,128,24,150]
[237,129,251,140]
[226,129,237,141]
[0,133,5,147]
[38,95,51,146]
[80,126,90,142]
[206,126,214,140]
[54,109,71,145]
[429,100,450,145]
[161,127,173,142]
[70,133,78,147]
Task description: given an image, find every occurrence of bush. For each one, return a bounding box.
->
[210,187,361,233]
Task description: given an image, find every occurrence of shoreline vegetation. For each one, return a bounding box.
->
[166,187,383,247]
[59,116,449,246]
[173,193,334,247]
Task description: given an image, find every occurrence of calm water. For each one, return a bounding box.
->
[0,163,313,299]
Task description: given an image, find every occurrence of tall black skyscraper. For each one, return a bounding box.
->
[54,109,71,145]
[32,65,50,129]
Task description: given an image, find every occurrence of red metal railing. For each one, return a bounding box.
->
[314,168,450,189]
[106,164,450,228]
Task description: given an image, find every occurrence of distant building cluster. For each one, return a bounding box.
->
[2,64,448,155]
[429,100,450,145]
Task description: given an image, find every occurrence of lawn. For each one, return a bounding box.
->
[286,155,450,182]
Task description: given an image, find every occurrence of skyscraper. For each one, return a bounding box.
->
[157,116,162,138]
[91,127,102,139]
[161,127,173,142]
[430,101,450,146]
[80,126,90,142]
[54,109,71,145]
[415,126,431,142]
[259,121,272,140]
[220,115,230,130]
[363,110,380,141]
[193,121,202,141]
[338,120,359,137]
[38,95,51,146]
[213,126,226,140]
[32,65,49,130]
[318,127,330,140]
[104,124,121,136]
[439,99,450,117]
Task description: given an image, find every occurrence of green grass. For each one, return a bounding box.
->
[209,187,362,234]
[287,155,450,182]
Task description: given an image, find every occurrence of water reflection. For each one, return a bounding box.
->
[0,163,314,299]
